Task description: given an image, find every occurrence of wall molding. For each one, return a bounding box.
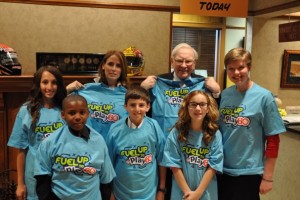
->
[248,1,300,16]
[0,0,180,12]
[2,0,300,17]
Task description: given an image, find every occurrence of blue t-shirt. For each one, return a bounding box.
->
[34,125,116,200]
[162,128,223,200]
[75,82,127,139]
[151,77,207,137]
[106,117,166,200]
[219,83,286,176]
[7,104,65,200]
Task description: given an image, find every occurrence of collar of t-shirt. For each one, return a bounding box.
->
[173,73,191,87]
[69,126,90,139]
[127,117,144,129]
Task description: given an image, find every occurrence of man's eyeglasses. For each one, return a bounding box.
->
[188,102,208,109]
[174,58,194,66]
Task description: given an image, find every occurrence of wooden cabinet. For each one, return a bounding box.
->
[0,75,145,181]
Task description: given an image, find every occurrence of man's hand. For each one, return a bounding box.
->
[141,75,157,90]
[205,77,220,96]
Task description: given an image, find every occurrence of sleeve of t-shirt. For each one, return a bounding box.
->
[265,135,280,158]
[161,129,182,168]
[34,139,53,177]
[208,130,223,173]
[153,120,166,164]
[7,106,30,149]
[105,127,116,165]
[262,93,286,136]
[99,144,116,184]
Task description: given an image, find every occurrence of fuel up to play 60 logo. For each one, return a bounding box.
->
[55,155,97,175]
[120,146,153,167]
[165,89,189,105]
[88,103,119,122]
[220,106,250,128]
[182,146,210,168]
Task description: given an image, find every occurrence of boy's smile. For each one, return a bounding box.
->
[125,98,150,127]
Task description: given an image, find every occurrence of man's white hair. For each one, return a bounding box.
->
[171,43,198,60]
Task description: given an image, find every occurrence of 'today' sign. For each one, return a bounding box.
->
[180,0,248,18]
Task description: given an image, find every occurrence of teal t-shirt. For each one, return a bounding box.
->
[151,77,207,137]
[219,83,286,176]
[162,128,223,200]
[75,82,127,139]
[34,125,116,200]
[8,104,65,200]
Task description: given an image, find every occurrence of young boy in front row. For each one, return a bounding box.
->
[106,86,167,200]
[34,94,116,200]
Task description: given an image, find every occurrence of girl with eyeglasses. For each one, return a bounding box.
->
[162,90,223,200]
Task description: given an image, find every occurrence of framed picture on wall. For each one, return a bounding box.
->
[280,50,300,88]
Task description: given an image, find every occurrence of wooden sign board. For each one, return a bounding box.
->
[279,21,300,42]
[180,0,248,18]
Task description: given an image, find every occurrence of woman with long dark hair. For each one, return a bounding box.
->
[8,65,67,200]
[67,50,128,140]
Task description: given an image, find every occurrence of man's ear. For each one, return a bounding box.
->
[146,103,150,112]
[248,64,252,71]
[61,111,65,120]
[170,58,174,67]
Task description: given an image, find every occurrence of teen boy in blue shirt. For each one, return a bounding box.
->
[106,86,166,200]
[34,94,115,200]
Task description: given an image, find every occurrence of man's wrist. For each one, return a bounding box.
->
[262,177,273,182]
[157,188,167,194]
[212,91,221,98]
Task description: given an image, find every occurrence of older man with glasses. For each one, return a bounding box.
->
[140,42,221,200]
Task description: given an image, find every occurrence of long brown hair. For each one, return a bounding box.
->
[175,91,219,145]
[27,65,67,130]
[98,50,127,87]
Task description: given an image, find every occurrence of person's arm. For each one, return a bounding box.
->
[66,80,84,94]
[260,135,280,195]
[205,77,221,106]
[171,167,191,196]
[140,75,157,90]
[100,181,113,200]
[35,175,60,200]
[16,149,27,200]
[260,158,276,194]
[110,193,116,200]
[156,165,167,200]
[184,167,216,200]
[205,77,221,97]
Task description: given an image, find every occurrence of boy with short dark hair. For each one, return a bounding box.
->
[106,86,166,200]
[34,94,115,200]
